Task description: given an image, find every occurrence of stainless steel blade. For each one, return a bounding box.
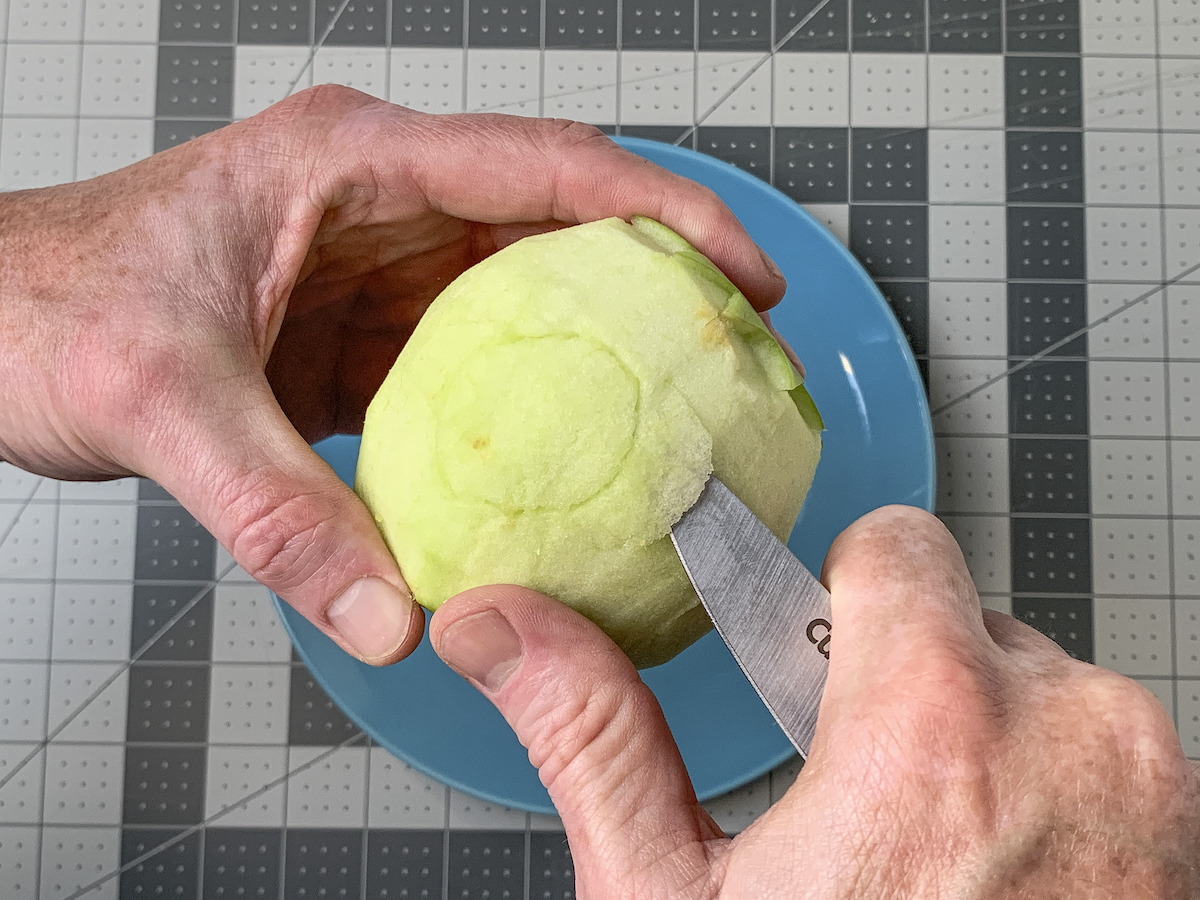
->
[670,476,831,758]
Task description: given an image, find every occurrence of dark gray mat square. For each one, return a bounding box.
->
[288,662,360,745]
[849,205,929,279]
[622,0,694,49]
[123,746,207,824]
[1012,596,1093,661]
[239,0,309,42]
[393,0,464,45]
[529,831,574,899]
[285,829,363,897]
[154,119,229,152]
[204,828,283,898]
[447,831,525,898]
[774,126,849,203]
[138,479,177,503]
[875,280,929,358]
[777,0,847,50]
[160,0,235,42]
[1007,206,1086,281]
[546,0,616,47]
[1008,282,1088,357]
[851,127,927,202]
[1011,518,1092,595]
[697,126,770,180]
[1009,359,1089,435]
[699,0,770,49]
[1006,0,1079,53]
[131,584,214,661]
[1007,131,1084,204]
[126,663,210,743]
[1010,437,1090,514]
[366,829,444,899]
[1005,56,1082,128]
[469,0,540,45]
[317,0,386,44]
[134,503,216,582]
[852,0,925,51]
[929,0,1001,52]
[156,44,235,119]
[121,829,201,900]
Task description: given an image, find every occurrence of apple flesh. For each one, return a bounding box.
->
[356,216,822,668]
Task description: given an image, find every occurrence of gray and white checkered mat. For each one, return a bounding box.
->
[3,0,1200,895]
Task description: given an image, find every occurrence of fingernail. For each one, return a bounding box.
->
[327,577,415,661]
[436,609,523,692]
[759,247,785,285]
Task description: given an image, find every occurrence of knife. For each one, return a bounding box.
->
[670,475,832,759]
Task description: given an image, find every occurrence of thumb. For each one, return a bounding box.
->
[143,372,423,665]
[430,586,727,900]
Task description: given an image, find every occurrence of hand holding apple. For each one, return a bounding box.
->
[0,86,786,665]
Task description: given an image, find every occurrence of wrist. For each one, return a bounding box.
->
[0,188,84,471]
[0,122,289,477]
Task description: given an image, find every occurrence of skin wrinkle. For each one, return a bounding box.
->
[577,765,701,893]
[224,475,342,586]
[615,807,709,898]
[525,674,633,789]
[539,121,611,225]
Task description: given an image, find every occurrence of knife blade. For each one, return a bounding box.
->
[670,475,831,758]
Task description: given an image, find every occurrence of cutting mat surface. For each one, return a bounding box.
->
[2,0,1200,895]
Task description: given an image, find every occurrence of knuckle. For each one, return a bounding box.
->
[897,647,1008,727]
[856,643,1010,775]
[524,677,632,787]
[541,117,609,149]
[850,504,955,554]
[227,480,340,595]
[279,83,377,118]
[254,85,385,155]
[1081,668,1168,726]
[1064,666,1195,808]
[829,505,969,593]
[1080,668,1181,750]
[526,118,614,177]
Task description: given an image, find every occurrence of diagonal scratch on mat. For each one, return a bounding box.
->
[0,557,240,792]
[60,730,369,900]
[0,476,45,554]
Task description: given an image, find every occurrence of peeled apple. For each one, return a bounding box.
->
[356,216,823,668]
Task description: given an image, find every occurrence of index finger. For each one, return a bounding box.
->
[304,97,788,308]
[817,505,1005,712]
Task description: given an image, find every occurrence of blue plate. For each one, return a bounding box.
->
[272,137,935,815]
